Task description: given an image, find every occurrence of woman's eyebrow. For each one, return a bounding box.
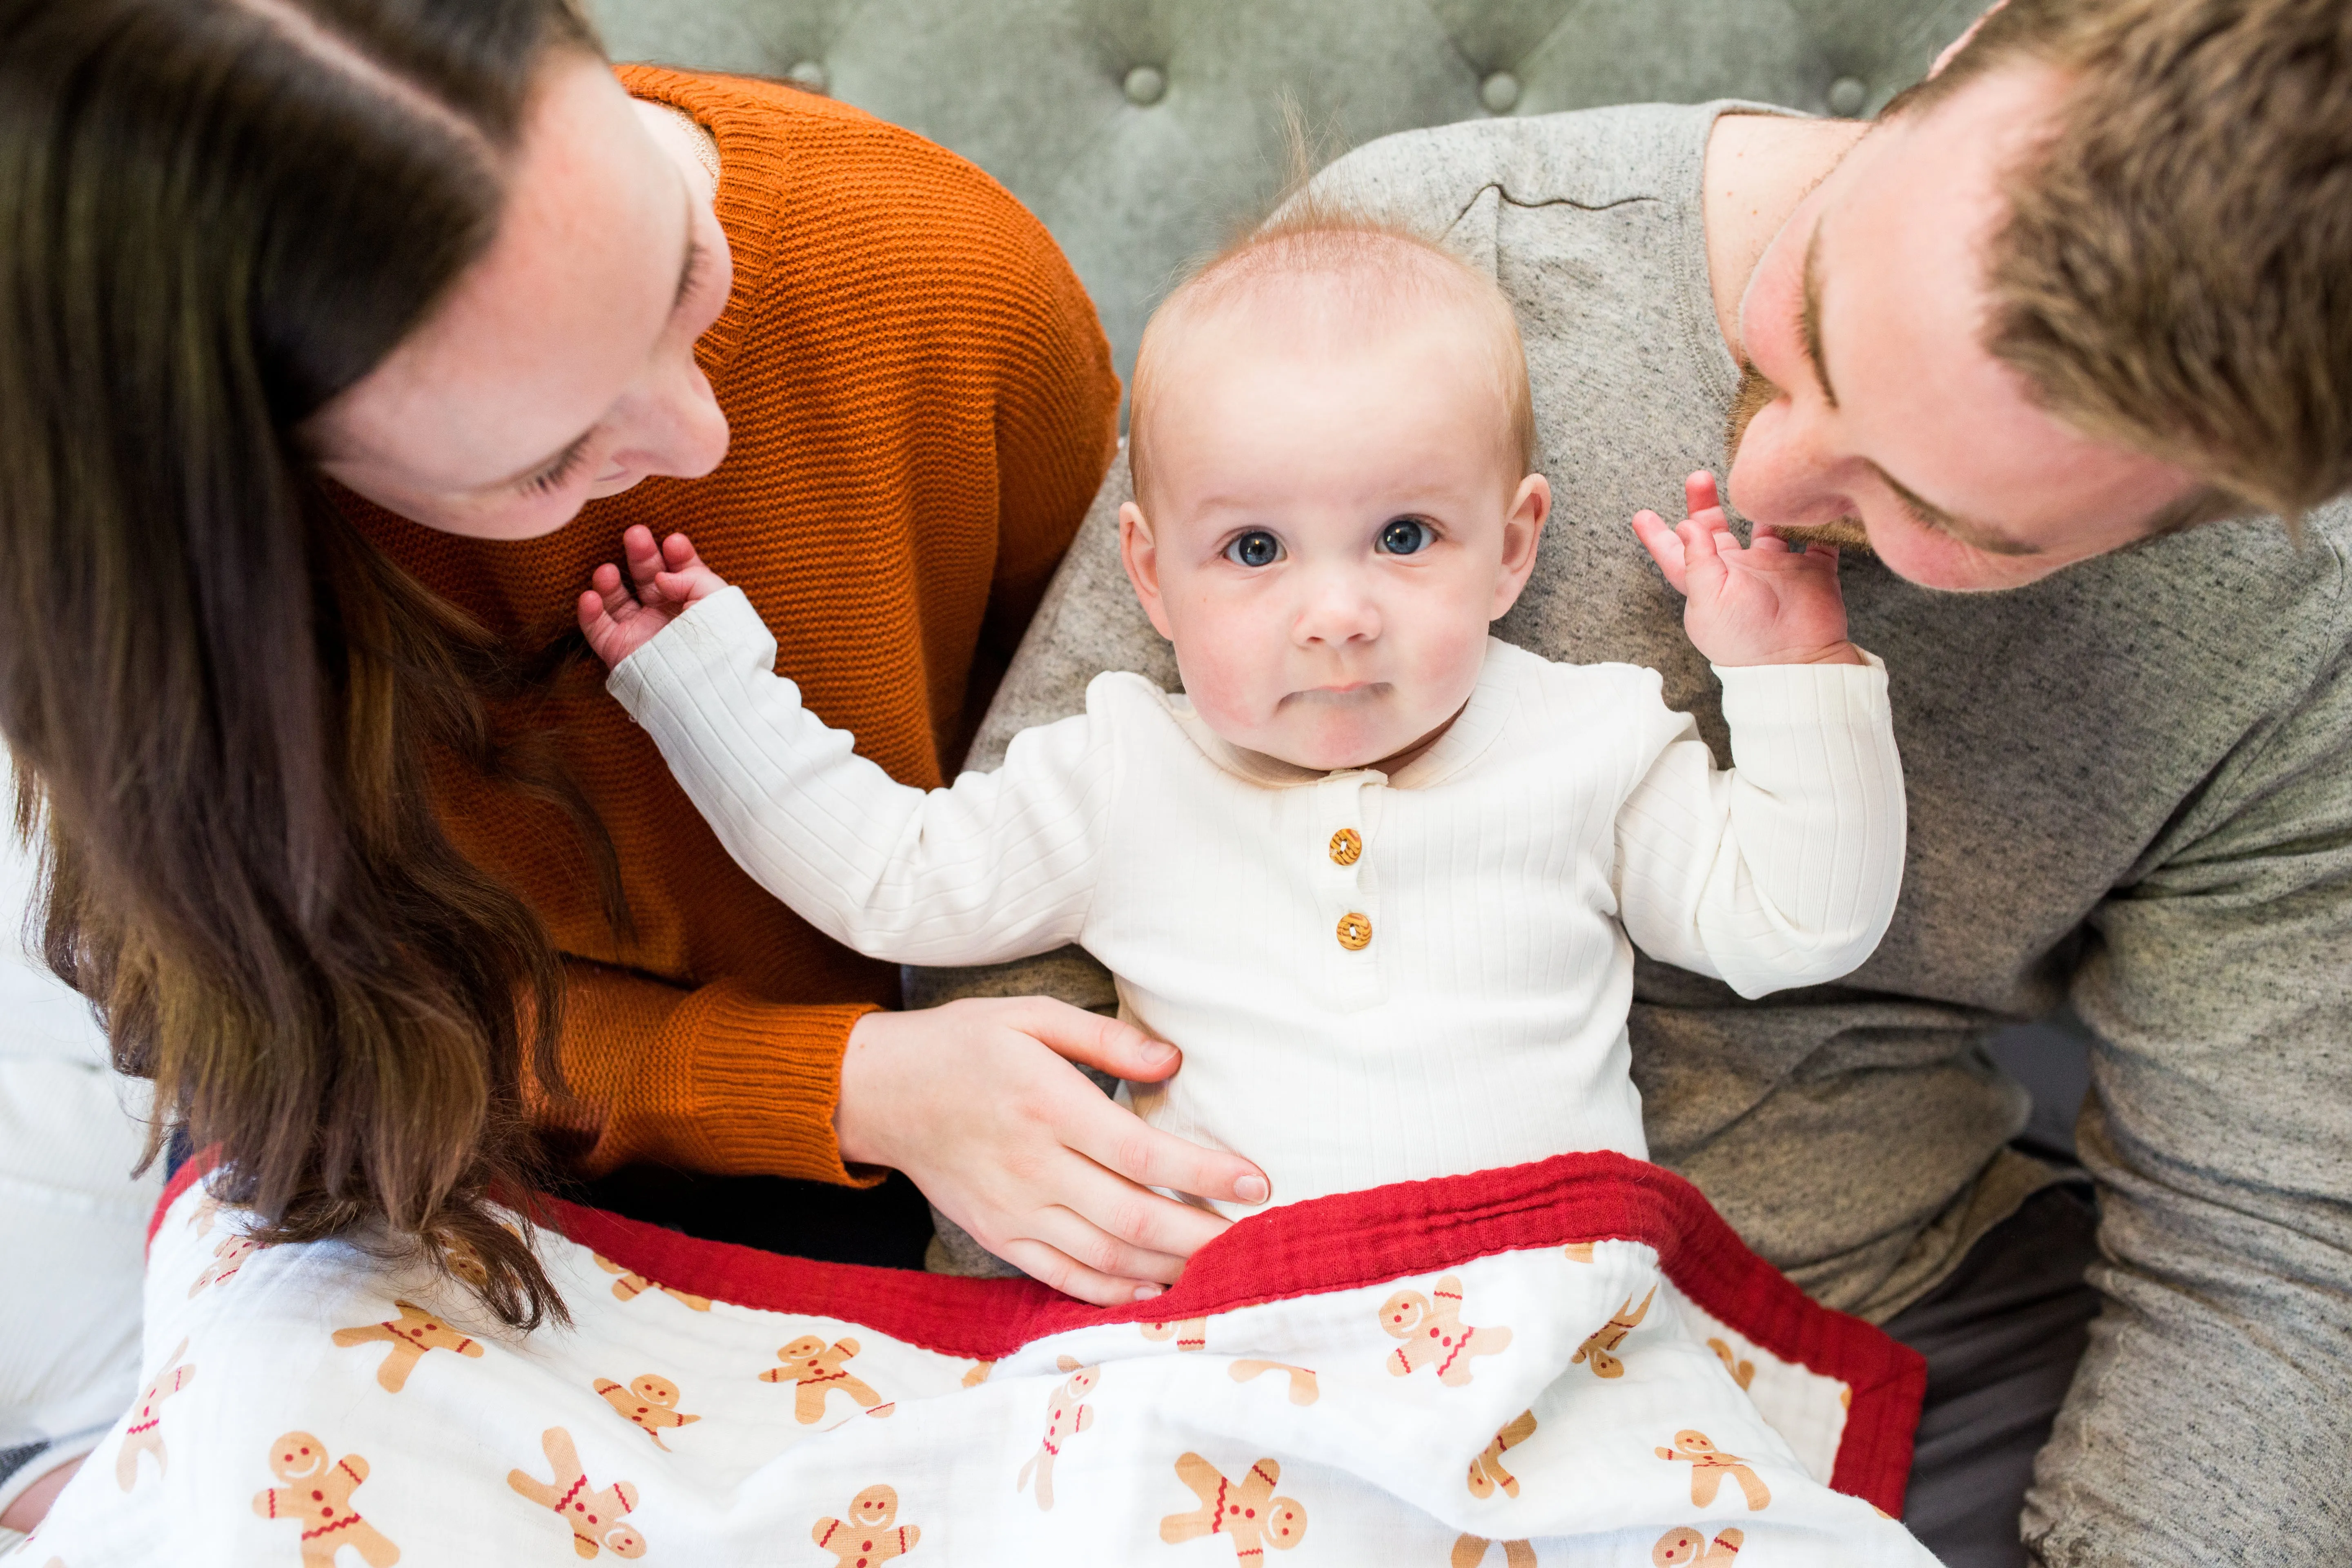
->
[487,189,703,493]
[672,183,702,310]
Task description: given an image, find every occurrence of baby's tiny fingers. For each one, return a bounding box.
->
[1683,470,1722,518]
[1630,510,1690,592]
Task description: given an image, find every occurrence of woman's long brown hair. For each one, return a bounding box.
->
[0,0,609,1327]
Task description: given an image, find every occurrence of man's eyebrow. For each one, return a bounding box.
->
[1800,223,1838,410]
[1871,462,2045,556]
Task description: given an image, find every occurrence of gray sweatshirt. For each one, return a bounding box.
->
[917,103,2352,1565]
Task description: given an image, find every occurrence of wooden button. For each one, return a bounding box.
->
[1328,828,1363,866]
[1336,912,1372,950]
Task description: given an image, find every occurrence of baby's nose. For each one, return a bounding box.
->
[1291,569,1382,644]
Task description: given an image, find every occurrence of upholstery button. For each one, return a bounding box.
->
[1328,827,1363,866]
[1827,75,1868,116]
[1336,912,1372,950]
[1480,71,1521,114]
[1123,65,1167,106]
[788,59,829,95]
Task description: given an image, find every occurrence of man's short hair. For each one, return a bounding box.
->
[1898,0,2352,521]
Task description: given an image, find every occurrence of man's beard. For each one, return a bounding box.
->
[1724,363,1872,553]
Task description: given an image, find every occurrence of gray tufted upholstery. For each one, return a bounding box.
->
[590,0,1981,397]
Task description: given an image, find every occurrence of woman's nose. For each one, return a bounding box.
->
[610,354,731,482]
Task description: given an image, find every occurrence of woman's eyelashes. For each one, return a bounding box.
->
[520,433,594,496]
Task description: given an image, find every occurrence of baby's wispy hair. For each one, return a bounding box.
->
[1128,120,1538,501]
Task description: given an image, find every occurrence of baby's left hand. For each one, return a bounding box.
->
[1631,472,1864,668]
[578,525,729,669]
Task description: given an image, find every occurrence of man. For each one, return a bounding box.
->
[924,1,2352,1562]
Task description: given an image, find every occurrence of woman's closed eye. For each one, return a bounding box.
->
[518,431,594,496]
[1377,517,1435,555]
[1223,529,1284,568]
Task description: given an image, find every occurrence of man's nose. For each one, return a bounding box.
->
[608,354,731,482]
[1291,565,1382,646]
[1724,401,1854,529]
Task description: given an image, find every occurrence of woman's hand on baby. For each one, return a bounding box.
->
[835,998,1271,1307]
[578,525,730,668]
[1630,472,1865,668]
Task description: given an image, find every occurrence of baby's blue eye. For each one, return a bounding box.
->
[1378,517,1434,555]
[1225,530,1283,568]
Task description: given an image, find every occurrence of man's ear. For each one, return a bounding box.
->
[1490,472,1550,620]
[1119,500,1177,641]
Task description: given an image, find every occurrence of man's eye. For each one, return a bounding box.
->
[1224,530,1283,568]
[1378,518,1434,555]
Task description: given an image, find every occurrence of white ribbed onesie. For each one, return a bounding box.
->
[610,586,1905,1216]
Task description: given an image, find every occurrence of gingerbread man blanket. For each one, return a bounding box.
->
[14,1152,1938,1566]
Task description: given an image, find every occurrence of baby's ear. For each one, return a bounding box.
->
[1492,472,1550,619]
[1118,501,1178,641]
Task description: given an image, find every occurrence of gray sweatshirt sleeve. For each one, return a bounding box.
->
[902,454,1167,1018]
[2027,639,2352,1565]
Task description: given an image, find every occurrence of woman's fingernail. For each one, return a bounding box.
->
[1142,1042,1178,1067]
[1132,1283,1163,1301]
[1234,1175,1270,1205]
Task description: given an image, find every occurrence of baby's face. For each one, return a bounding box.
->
[1121,317,1546,773]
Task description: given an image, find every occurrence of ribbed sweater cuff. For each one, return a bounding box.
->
[689,995,885,1187]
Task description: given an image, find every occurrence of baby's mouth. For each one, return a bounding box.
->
[1281,682,1391,707]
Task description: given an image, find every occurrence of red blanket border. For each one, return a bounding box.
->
[153,1148,1921,1515]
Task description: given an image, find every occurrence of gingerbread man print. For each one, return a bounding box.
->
[1655,1431,1771,1511]
[1378,1275,1512,1387]
[507,1427,646,1559]
[331,1301,483,1393]
[188,1233,260,1296]
[1654,1524,1744,1565]
[1015,1356,1097,1510]
[1158,1453,1307,1564]
[761,1335,891,1423]
[811,1483,920,1568]
[1706,1339,1756,1391]
[115,1338,195,1490]
[1571,1287,1655,1379]
[1140,1316,1209,1352]
[1466,1410,1537,1499]
[594,1252,711,1311]
[595,1374,701,1451]
[1450,1538,1535,1568]
[252,1430,400,1568]
[1228,1359,1319,1405]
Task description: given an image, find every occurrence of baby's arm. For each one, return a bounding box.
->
[1615,473,1904,997]
[584,532,1111,968]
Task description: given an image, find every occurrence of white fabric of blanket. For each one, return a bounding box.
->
[18,1163,1938,1566]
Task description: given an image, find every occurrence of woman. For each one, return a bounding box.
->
[0,0,1267,1372]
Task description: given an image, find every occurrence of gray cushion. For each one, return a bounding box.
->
[589,0,1980,397]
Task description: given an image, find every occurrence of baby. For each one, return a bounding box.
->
[579,212,1903,1245]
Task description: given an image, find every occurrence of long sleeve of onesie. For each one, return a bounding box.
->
[1611,657,1906,999]
[608,587,1114,967]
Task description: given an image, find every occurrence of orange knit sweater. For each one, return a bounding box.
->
[347,67,1119,1184]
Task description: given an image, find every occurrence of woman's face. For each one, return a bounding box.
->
[309,56,733,540]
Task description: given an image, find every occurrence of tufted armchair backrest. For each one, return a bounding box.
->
[591,0,1980,398]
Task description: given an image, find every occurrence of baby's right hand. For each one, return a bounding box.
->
[578,525,729,669]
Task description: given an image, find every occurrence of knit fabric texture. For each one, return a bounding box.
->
[610,584,1904,1217]
[344,66,1120,1183]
